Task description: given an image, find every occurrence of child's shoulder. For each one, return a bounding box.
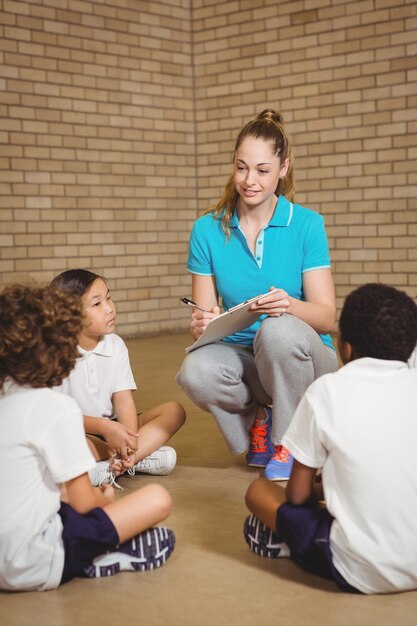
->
[107,333,127,347]
[98,333,129,353]
[2,382,81,417]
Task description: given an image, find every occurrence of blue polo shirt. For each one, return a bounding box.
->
[188,195,334,349]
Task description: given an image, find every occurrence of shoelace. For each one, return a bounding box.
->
[249,420,268,453]
[99,467,123,491]
[271,445,291,463]
[126,453,161,476]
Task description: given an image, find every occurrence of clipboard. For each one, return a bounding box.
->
[185,291,275,353]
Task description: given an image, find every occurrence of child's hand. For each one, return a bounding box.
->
[103,420,139,461]
[109,455,124,475]
[117,455,136,472]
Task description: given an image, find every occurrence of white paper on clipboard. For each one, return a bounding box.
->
[185,291,275,353]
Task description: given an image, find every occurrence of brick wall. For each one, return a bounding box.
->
[1,0,416,336]
[193,0,417,314]
[0,0,195,336]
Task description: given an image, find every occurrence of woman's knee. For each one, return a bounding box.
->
[255,315,306,358]
[177,353,218,402]
[178,348,243,401]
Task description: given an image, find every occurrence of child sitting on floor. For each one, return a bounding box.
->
[243,283,417,594]
[0,284,175,591]
[51,269,186,486]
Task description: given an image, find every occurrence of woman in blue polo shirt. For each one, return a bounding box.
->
[177,109,338,481]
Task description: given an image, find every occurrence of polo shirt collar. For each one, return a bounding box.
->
[342,357,409,374]
[230,195,293,228]
[78,334,113,357]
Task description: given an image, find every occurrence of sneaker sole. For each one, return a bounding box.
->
[264,474,291,482]
[84,527,175,578]
[246,460,269,468]
[244,515,290,559]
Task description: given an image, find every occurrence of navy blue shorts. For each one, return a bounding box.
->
[58,503,119,584]
[277,503,359,593]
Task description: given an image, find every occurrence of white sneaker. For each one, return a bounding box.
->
[131,446,177,476]
[88,460,123,490]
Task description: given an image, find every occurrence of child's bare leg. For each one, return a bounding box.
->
[245,477,287,530]
[132,401,185,462]
[103,483,172,544]
[87,435,113,461]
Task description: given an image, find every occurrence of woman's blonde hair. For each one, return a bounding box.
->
[208,109,296,236]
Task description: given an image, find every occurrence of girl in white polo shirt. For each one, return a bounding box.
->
[52,269,185,486]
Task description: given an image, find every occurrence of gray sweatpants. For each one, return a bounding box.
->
[176,314,338,454]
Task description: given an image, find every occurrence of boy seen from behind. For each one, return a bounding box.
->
[244,283,417,594]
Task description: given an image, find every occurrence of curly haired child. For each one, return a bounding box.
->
[0,284,175,591]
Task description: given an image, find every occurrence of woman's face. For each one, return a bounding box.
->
[233,136,289,212]
[80,278,116,342]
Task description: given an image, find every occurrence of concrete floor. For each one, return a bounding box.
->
[1,333,416,626]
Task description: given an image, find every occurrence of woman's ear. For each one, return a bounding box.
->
[279,157,290,179]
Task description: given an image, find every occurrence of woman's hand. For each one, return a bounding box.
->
[190,305,220,340]
[250,287,290,317]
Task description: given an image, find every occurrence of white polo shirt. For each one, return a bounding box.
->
[0,382,95,591]
[56,333,137,419]
[409,346,417,368]
[283,357,417,594]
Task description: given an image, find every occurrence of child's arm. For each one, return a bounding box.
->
[62,473,114,515]
[285,459,323,506]
[112,389,139,433]
[83,414,139,461]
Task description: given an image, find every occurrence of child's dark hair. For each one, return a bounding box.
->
[339,283,417,362]
[0,284,83,390]
[51,269,103,297]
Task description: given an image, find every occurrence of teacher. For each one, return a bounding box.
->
[176,109,338,481]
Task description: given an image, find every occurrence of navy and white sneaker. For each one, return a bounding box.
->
[243,514,290,559]
[83,527,175,577]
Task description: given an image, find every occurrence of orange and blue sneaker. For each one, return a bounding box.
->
[264,444,294,481]
[246,406,275,467]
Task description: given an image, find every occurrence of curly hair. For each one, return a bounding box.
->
[0,284,83,390]
[339,283,417,362]
[209,109,296,237]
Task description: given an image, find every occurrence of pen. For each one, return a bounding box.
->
[180,297,211,313]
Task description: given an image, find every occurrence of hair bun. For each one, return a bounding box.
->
[256,109,284,125]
